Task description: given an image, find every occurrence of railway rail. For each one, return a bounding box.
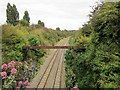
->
[29,38,68,89]
[29,38,85,89]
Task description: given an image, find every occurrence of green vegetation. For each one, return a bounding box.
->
[2,23,71,88]
[19,19,29,26]
[6,3,19,26]
[56,27,61,30]
[23,11,30,25]
[38,20,45,27]
[1,3,74,88]
[65,1,120,88]
[2,23,70,64]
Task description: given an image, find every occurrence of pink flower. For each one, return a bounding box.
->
[11,68,17,74]
[1,71,7,79]
[10,61,15,64]
[1,64,7,69]
[8,61,16,68]
[8,62,14,68]
[71,87,80,90]
[16,86,20,90]
[24,80,29,85]
[18,81,23,85]
[25,85,29,89]
[19,62,22,65]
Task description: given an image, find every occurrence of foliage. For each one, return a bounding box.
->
[2,23,72,88]
[1,61,25,89]
[56,27,60,30]
[19,19,29,26]
[2,2,74,89]
[6,3,19,26]
[65,1,120,88]
[23,11,30,25]
[2,25,28,62]
[38,20,45,27]
[28,34,45,61]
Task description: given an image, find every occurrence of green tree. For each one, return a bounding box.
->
[41,22,45,27]
[38,20,41,25]
[6,3,19,26]
[23,11,30,25]
[38,20,45,27]
[56,27,60,30]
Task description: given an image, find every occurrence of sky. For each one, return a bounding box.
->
[0,0,99,30]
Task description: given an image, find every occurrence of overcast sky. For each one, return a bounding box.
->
[0,0,99,30]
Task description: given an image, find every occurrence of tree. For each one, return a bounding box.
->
[6,3,12,24]
[41,22,45,27]
[38,20,41,25]
[56,27,60,30]
[23,11,30,25]
[38,20,45,27]
[6,3,19,26]
[12,4,19,25]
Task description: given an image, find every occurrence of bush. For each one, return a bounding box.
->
[65,2,120,88]
[2,23,71,88]
[2,25,28,62]
[19,19,29,26]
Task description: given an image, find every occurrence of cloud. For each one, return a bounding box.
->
[0,0,98,29]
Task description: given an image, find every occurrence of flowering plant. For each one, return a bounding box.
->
[1,60,24,88]
[16,79,29,90]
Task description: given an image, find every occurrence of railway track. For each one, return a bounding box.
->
[30,38,68,89]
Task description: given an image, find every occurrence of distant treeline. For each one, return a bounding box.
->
[6,3,45,28]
